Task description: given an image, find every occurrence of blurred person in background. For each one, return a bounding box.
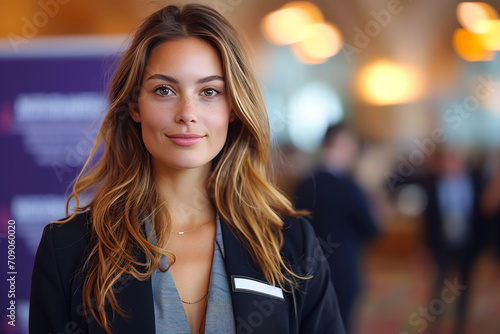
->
[293,124,378,333]
[419,147,487,334]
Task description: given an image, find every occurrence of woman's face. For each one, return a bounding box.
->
[131,37,234,174]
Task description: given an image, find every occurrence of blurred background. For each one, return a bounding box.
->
[1,0,500,333]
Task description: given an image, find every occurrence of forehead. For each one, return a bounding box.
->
[144,37,223,79]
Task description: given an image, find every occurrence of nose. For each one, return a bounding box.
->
[175,97,197,124]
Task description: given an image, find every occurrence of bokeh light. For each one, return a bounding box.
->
[282,1,324,22]
[287,82,343,152]
[457,2,498,33]
[261,2,323,45]
[452,28,495,61]
[358,61,424,106]
[291,22,343,64]
[261,1,342,64]
[477,19,500,50]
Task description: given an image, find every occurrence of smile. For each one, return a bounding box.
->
[167,134,205,147]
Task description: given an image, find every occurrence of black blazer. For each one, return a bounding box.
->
[29,211,345,333]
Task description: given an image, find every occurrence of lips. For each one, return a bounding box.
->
[167,133,204,147]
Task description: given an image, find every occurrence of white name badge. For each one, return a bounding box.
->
[232,276,285,300]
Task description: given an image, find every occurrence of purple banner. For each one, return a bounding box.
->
[0,53,119,333]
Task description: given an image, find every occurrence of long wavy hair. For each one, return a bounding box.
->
[63,3,304,333]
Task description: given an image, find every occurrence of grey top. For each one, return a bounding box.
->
[146,217,235,333]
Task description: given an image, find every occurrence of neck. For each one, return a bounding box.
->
[154,163,215,230]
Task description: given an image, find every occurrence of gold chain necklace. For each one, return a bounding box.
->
[180,290,209,304]
[174,220,212,235]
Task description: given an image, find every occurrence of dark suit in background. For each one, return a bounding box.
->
[420,150,487,334]
[294,169,377,333]
[293,124,377,333]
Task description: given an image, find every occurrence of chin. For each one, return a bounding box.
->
[165,158,213,171]
[152,150,219,172]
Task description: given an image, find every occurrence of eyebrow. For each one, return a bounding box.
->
[146,74,224,84]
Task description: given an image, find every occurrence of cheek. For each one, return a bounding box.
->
[138,103,166,130]
[211,112,232,138]
[144,114,164,130]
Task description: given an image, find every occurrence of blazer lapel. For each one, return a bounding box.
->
[220,221,291,334]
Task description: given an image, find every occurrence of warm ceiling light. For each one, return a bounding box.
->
[282,1,324,23]
[291,47,329,64]
[457,2,499,33]
[261,2,323,45]
[452,28,495,61]
[358,61,424,106]
[291,22,343,62]
[262,8,316,45]
[477,19,500,50]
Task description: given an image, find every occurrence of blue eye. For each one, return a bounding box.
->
[154,86,172,96]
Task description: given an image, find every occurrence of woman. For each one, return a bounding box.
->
[29,4,344,334]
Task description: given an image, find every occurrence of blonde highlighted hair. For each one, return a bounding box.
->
[63,4,304,333]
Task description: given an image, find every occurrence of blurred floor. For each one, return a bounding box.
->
[354,246,500,334]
